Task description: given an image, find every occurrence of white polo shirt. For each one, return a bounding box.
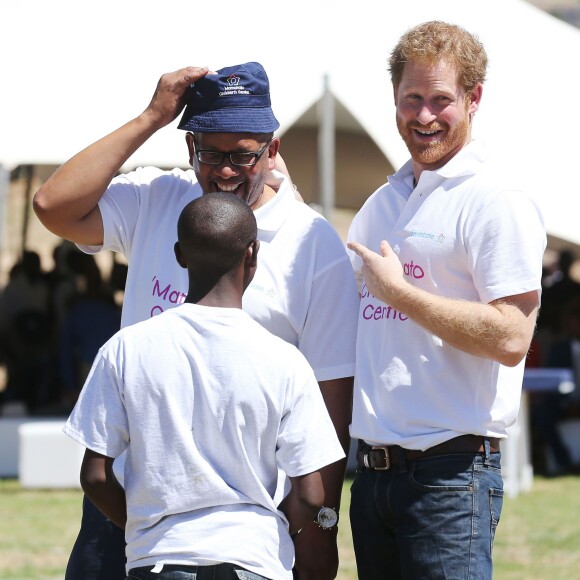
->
[81,169,358,382]
[347,141,546,450]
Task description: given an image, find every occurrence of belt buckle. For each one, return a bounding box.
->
[371,446,391,470]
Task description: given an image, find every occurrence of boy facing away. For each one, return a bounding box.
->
[63,192,345,580]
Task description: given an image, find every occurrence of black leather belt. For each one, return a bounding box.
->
[357,435,501,471]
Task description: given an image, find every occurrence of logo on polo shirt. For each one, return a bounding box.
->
[410,230,445,244]
[250,281,276,298]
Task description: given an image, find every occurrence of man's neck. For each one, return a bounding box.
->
[411,136,473,185]
[250,183,277,211]
[195,294,242,308]
[184,277,243,309]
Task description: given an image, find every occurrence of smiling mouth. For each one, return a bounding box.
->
[414,128,443,137]
[214,182,242,194]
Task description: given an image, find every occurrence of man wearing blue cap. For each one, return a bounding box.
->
[34,62,358,580]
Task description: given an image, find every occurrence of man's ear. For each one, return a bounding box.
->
[243,240,259,288]
[267,138,280,171]
[174,241,187,269]
[468,83,483,114]
[185,132,196,167]
[246,240,260,268]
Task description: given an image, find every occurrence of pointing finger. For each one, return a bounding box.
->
[347,241,368,258]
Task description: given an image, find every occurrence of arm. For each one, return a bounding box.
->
[33,66,209,246]
[348,240,539,367]
[278,471,324,535]
[292,377,352,580]
[317,377,352,508]
[80,448,127,529]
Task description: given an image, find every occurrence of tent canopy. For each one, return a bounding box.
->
[1,0,579,246]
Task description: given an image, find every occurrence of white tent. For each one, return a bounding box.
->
[1,0,579,248]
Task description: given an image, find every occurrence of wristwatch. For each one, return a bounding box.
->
[314,506,339,530]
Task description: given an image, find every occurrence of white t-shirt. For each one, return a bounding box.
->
[347,141,546,450]
[81,169,358,383]
[64,304,345,579]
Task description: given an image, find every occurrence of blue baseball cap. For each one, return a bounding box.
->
[177,61,280,134]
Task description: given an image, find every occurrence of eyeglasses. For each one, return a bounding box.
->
[194,138,273,167]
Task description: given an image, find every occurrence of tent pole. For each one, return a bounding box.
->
[21,164,34,254]
[0,165,9,277]
[318,74,335,221]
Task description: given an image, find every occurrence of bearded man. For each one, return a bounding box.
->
[346,21,546,580]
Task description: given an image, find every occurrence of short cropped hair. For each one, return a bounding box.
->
[177,192,257,279]
[388,21,488,92]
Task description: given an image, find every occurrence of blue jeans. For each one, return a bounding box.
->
[350,446,503,579]
[126,563,270,579]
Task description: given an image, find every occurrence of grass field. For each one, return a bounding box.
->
[1,476,579,579]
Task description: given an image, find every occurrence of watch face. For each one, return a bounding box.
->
[317,506,338,529]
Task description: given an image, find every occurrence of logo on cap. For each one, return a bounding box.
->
[219,73,250,97]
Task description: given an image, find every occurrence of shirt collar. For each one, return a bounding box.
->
[254,170,294,234]
[436,139,487,179]
[388,140,487,197]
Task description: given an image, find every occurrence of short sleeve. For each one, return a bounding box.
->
[77,167,167,258]
[299,254,359,382]
[275,355,345,477]
[63,339,130,458]
[466,190,545,304]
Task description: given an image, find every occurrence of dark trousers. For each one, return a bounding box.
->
[65,495,126,580]
[350,445,503,579]
[127,563,270,579]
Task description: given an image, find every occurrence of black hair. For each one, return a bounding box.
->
[177,192,257,281]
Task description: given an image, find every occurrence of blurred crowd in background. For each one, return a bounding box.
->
[1,243,580,476]
[0,242,126,417]
[527,249,580,475]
